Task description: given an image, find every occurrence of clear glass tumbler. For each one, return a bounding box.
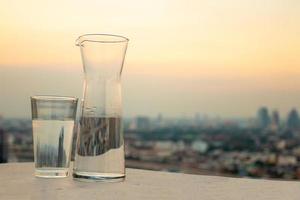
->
[31,95,78,178]
[73,34,129,182]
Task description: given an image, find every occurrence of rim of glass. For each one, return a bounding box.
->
[30,95,78,101]
[76,33,129,45]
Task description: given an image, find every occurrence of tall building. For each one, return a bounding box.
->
[157,113,163,123]
[257,107,271,129]
[194,113,201,123]
[271,110,280,130]
[0,126,8,163]
[57,128,65,167]
[287,109,300,130]
[136,116,151,131]
[156,113,163,128]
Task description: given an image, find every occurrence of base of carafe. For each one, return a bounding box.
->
[72,171,125,182]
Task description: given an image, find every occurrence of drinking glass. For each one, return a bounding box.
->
[73,34,129,181]
[31,95,78,178]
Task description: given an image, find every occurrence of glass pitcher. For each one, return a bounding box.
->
[73,34,129,181]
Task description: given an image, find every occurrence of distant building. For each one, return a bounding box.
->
[157,113,163,123]
[287,109,300,130]
[191,140,208,153]
[270,110,280,131]
[257,107,271,129]
[156,113,163,128]
[194,113,202,126]
[0,126,8,163]
[57,128,65,167]
[195,113,201,122]
[136,116,151,131]
[272,110,280,127]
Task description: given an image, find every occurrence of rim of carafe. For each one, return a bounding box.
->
[76,34,129,46]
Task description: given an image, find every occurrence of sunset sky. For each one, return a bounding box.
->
[1,0,300,118]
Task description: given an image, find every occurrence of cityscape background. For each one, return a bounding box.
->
[1,107,300,179]
[1,0,300,180]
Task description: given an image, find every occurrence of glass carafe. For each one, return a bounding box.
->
[73,34,129,181]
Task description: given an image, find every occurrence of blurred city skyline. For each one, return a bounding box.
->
[1,0,300,118]
[2,105,300,179]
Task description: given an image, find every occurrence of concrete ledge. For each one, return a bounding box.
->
[0,163,299,200]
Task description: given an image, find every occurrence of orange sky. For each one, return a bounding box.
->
[1,0,300,118]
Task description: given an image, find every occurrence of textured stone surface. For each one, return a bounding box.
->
[0,163,299,200]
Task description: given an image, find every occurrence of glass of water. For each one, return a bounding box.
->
[31,95,78,178]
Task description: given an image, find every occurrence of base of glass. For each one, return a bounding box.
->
[73,171,125,182]
[35,168,69,178]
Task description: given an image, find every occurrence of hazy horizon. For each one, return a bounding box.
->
[1,65,300,119]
